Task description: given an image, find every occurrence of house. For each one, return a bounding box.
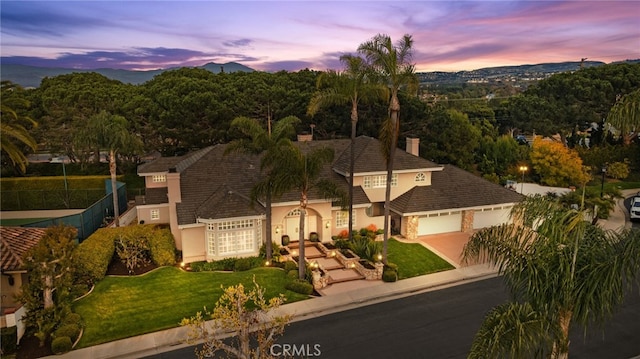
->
[1,226,47,337]
[136,136,523,263]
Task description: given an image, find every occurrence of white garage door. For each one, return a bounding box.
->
[473,207,512,229]
[418,212,462,235]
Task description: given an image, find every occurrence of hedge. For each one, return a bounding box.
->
[75,228,116,281]
[74,225,176,282]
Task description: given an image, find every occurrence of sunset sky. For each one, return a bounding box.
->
[1,1,638,72]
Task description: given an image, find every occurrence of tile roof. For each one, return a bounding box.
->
[144,187,168,205]
[1,226,47,272]
[333,136,441,175]
[137,147,215,174]
[390,164,523,214]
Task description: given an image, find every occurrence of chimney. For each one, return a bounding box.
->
[406,137,419,156]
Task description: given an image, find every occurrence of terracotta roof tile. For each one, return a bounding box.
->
[1,226,47,271]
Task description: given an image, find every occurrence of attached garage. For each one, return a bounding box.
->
[418,211,462,235]
[473,206,512,229]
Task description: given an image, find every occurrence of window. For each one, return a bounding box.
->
[415,172,426,182]
[336,210,356,228]
[363,174,397,189]
[152,174,166,183]
[205,219,258,257]
[150,209,160,220]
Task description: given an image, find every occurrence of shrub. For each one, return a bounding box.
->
[382,269,398,282]
[259,242,282,262]
[54,324,81,342]
[333,239,350,249]
[74,228,116,282]
[63,312,82,326]
[1,326,17,354]
[233,257,254,271]
[385,262,399,273]
[51,336,73,354]
[147,226,176,266]
[337,229,349,239]
[287,269,299,279]
[284,261,298,272]
[190,261,216,272]
[285,279,313,295]
[216,257,238,271]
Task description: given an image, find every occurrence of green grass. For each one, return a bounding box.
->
[73,266,309,348]
[387,238,455,279]
[0,218,50,226]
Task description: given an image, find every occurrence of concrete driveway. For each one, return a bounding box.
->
[415,231,475,268]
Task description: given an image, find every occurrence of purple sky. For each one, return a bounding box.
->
[1,1,638,72]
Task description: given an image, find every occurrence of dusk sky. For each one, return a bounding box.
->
[1,1,639,73]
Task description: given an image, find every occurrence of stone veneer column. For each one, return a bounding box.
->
[405,216,419,240]
[461,210,474,233]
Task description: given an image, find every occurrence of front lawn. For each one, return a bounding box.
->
[73,266,309,348]
[387,238,454,279]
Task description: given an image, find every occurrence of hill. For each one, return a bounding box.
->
[0,62,254,88]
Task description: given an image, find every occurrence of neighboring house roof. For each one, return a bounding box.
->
[137,147,215,175]
[333,136,441,175]
[391,165,523,215]
[1,226,47,272]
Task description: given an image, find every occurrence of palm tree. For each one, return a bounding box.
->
[76,111,143,227]
[462,195,640,359]
[357,34,417,263]
[265,143,346,280]
[1,81,38,173]
[308,54,386,240]
[606,89,640,145]
[226,115,300,262]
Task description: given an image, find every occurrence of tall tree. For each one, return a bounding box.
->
[308,54,386,240]
[357,33,417,263]
[606,88,640,145]
[226,115,300,262]
[265,144,346,280]
[1,81,38,173]
[463,196,640,359]
[75,111,143,226]
[18,225,77,346]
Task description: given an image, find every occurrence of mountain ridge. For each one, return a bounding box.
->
[2,60,638,88]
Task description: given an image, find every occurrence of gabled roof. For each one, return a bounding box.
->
[175,144,264,225]
[1,226,47,272]
[195,186,263,220]
[333,136,441,175]
[137,147,215,175]
[391,164,523,214]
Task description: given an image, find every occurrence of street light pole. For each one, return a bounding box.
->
[519,165,528,194]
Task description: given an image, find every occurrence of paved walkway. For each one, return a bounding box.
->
[48,189,637,359]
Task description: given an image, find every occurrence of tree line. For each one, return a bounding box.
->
[1,55,639,185]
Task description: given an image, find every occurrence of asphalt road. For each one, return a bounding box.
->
[146,277,640,359]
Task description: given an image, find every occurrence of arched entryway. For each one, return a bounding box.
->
[283,208,319,240]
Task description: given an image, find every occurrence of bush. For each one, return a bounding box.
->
[382,269,398,282]
[51,336,73,354]
[54,324,81,342]
[287,269,299,279]
[74,228,116,282]
[190,261,217,272]
[283,261,298,272]
[233,257,254,271]
[1,326,17,354]
[147,226,176,266]
[285,279,313,295]
[259,242,282,262]
[63,312,82,325]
